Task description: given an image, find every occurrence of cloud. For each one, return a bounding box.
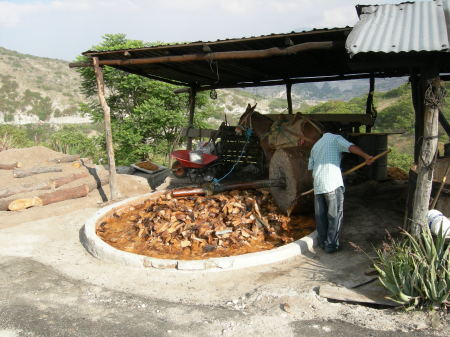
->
[0,1,44,27]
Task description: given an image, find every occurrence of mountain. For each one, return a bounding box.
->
[244,77,407,102]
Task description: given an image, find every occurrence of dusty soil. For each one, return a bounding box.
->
[97,189,315,259]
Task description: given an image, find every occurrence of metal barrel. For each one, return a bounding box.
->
[352,133,388,181]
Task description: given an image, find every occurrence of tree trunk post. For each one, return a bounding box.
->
[286,82,293,114]
[410,68,442,235]
[93,57,119,201]
[186,87,197,150]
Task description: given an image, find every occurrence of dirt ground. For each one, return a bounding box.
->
[0,147,448,337]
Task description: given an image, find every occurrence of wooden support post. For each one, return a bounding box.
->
[286,82,293,114]
[365,76,375,133]
[186,87,197,150]
[410,69,442,235]
[411,74,425,163]
[93,57,119,201]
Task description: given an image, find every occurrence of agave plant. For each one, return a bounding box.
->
[374,226,449,309]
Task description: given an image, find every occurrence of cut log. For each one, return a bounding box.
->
[49,155,80,163]
[8,184,90,211]
[13,166,63,178]
[51,172,89,188]
[0,182,51,199]
[0,162,22,170]
[0,172,90,199]
[39,184,89,205]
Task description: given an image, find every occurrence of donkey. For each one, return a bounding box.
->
[238,103,276,162]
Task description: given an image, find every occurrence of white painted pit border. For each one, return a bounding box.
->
[81,191,318,271]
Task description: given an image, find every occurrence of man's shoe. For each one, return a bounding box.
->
[318,241,326,250]
[324,245,340,254]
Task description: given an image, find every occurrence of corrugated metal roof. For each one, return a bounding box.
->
[346,0,450,56]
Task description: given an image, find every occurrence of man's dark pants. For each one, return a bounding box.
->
[314,186,344,252]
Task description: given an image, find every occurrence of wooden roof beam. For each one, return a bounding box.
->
[173,72,387,93]
[92,41,341,67]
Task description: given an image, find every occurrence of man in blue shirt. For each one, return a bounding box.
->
[307,133,374,253]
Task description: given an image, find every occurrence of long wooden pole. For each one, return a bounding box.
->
[410,69,441,235]
[93,57,119,201]
[299,149,391,197]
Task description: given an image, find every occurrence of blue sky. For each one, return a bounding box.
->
[0,0,404,61]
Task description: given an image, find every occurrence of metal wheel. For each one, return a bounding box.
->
[269,148,314,214]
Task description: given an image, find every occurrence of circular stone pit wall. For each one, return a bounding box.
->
[81,191,318,271]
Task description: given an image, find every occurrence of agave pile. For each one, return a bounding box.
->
[97,189,314,259]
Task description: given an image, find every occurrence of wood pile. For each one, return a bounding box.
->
[97,189,315,259]
[0,146,109,211]
[135,161,159,171]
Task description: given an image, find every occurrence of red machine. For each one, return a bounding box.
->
[171,150,219,181]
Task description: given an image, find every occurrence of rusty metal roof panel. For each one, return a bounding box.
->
[346,0,450,56]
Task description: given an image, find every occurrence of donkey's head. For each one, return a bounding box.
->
[238,103,257,128]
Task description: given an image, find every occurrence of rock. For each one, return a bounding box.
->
[281,303,291,313]
[116,166,135,174]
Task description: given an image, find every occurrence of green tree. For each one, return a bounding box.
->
[76,34,212,165]
[375,95,414,134]
[0,125,31,150]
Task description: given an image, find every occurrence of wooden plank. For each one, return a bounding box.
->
[269,113,374,125]
[319,285,399,307]
[93,57,119,201]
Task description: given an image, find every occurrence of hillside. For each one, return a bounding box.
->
[0,46,407,127]
[0,47,89,124]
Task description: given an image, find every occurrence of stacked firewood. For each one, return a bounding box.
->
[98,190,314,259]
[0,153,108,211]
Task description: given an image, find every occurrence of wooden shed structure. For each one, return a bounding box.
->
[72,0,450,233]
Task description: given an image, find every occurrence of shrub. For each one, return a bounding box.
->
[388,149,413,172]
[374,227,450,309]
[0,125,31,151]
[48,127,105,163]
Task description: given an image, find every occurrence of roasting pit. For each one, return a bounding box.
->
[82,190,318,271]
